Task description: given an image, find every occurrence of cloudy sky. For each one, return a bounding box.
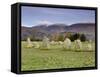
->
[21,6,95,27]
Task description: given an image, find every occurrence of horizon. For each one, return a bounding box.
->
[22,22,95,27]
[21,6,95,27]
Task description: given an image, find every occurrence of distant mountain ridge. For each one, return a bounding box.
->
[21,23,95,41]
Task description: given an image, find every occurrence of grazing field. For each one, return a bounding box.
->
[21,41,95,71]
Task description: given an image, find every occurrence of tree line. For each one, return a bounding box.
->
[22,32,87,42]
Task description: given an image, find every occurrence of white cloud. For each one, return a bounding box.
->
[22,20,53,27]
[37,20,53,25]
[21,24,33,27]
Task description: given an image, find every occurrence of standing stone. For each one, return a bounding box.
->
[59,41,63,45]
[86,43,92,51]
[63,38,71,49]
[74,39,82,50]
[86,40,92,51]
[26,37,33,48]
[33,42,40,48]
[50,41,55,45]
[42,36,50,49]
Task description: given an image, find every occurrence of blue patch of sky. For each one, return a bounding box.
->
[21,6,95,27]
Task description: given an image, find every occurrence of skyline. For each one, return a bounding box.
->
[21,6,95,27]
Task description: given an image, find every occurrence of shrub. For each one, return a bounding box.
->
[80,34,87,42]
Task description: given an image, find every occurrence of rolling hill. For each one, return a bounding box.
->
[21,23,95,41]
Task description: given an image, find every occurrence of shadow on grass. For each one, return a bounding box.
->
[62,48,94,52]
[24,46,94,52]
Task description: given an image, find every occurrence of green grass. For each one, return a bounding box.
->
[21,41,95,71]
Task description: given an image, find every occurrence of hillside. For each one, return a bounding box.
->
[21,23,95,41]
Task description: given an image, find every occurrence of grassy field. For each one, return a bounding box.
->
[21,41,95,71]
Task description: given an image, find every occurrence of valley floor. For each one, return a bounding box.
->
[21,41,95,71]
